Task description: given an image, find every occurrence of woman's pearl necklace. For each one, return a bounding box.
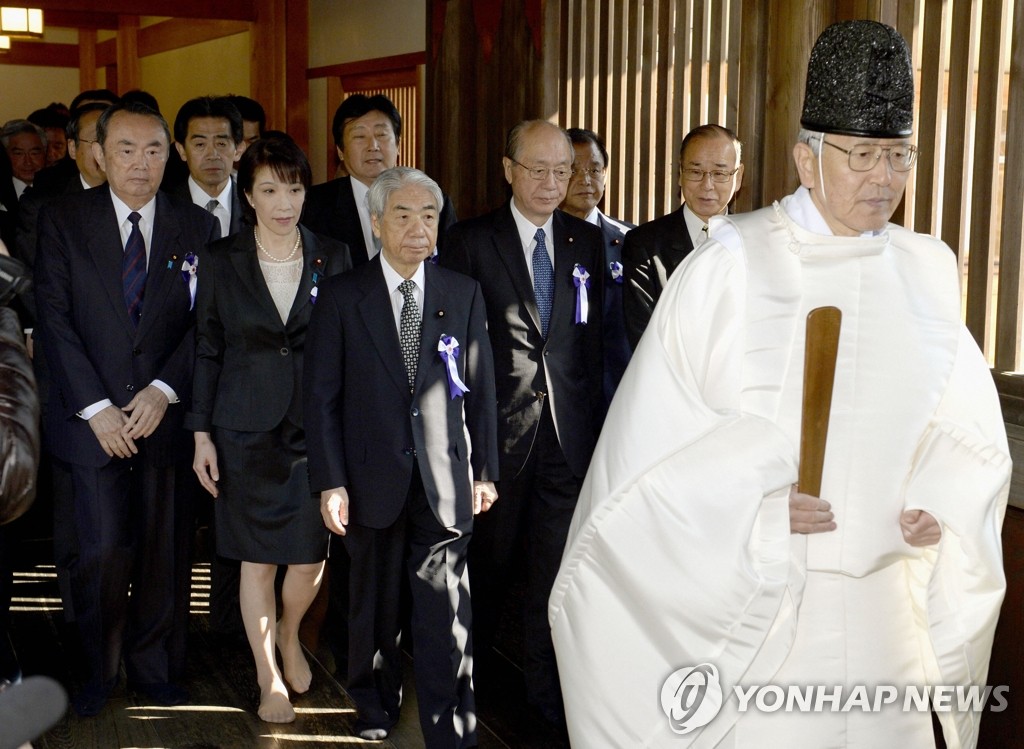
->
[254,226,301,263]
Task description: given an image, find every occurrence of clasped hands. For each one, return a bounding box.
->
[789,486,941,547]
[88,385,169,459]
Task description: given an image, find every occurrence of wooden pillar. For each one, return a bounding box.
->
[426,0,560,219]
[78,29,97,91]
[284,0,309,152]
[116,15,141,93]
[760,0,830,205]
[252,0,286,132]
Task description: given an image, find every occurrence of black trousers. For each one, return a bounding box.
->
[468,403,581,722]
[64,451,192,691]
[344,469,476,749]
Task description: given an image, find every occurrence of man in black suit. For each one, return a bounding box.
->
[34,100,219,716]
[304,94,456,266]
[0,120,46,249]
[622,123,743,348]
[441,119,605,728]
[171,96,245,238]
[561,127,635,405]
[14,101,110,628]
[305,166,497,746]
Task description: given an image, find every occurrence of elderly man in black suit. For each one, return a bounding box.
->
[171,96,245,239]
[34,100,219,716]
[305,166,497,746]
[304,94,457,266]
[441,119,605,729]
[622,123,743,348]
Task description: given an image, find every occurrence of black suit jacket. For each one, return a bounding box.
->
[442,205,605,480]
[185,225,351,434]
[303,176,458,266]
[170,178,245,238]
[621,207,695,350]
[304,256,498,531]
[595,212,635,404]
[14,173,87,326]
[34,186,219,467]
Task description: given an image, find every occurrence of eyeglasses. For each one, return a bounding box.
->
[570,167,605,180]
[510,159,572,182]
[680,167,739,183]
[821,139,918,172]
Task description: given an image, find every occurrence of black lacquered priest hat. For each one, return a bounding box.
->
[800,20,914,138]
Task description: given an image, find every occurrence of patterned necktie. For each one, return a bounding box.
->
[122,211,146,326]
[398,279,421,391]
[205,199,219,213]
[532,228,554,337]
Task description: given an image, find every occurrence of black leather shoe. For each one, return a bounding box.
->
[72,682,113,717]
[131,682,189,706]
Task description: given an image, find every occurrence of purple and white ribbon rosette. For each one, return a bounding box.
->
[437,334,470,399]
[572,263,591,324]
[181,252,198,310]
[609,260,623,284]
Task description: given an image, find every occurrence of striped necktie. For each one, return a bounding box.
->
[532,228,554,337]
[122,211,146,326]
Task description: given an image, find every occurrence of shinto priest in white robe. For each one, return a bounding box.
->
[549,187,1010,748]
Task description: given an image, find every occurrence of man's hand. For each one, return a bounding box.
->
[88,405,136,458]
[789,485,836,534]
[473,481,498,514]
[321,487,349,535]
[900,509,941,547]
[121,385,169,439]
[193,432,219,498]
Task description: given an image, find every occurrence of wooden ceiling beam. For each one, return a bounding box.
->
[28,0,255,22]
[94,17,250,67]
[0,41,78,67]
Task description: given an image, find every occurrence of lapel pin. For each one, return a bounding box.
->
[436,310,445,318]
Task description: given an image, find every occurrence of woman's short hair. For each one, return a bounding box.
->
[236,132,312,225]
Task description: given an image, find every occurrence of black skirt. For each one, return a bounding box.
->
[213,418,327,565]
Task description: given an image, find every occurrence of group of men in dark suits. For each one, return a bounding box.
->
[7,77,747,744]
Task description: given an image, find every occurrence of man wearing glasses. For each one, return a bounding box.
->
[622,123,743,349]
[552,21,1008,748]
[442,119,604,734]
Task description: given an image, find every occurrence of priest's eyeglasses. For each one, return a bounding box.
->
[680,167,740,183]
[510,159,572,182]
[821,140,919,172]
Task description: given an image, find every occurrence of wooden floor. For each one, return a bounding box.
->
[6,529,568,748]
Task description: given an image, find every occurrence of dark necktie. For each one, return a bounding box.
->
[398,279,421,391]
[205,199,219,213]
[122,211,146,326]
[532,228,554,337]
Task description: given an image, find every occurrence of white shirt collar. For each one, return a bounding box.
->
[110,190,157,250]
[350,178,378,257]
[187,175,232,208]
[682,203,712,247]
[380,252,425,296]
[509,198,554,251]
[12,177,29,200]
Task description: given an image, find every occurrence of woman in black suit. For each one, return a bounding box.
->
[187,135,351,723]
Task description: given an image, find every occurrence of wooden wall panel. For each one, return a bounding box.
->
[995,0,1024,370]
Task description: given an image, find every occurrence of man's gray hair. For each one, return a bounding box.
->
[367,166,444,219]
[798,128,823,155]
[1,119,47,149]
